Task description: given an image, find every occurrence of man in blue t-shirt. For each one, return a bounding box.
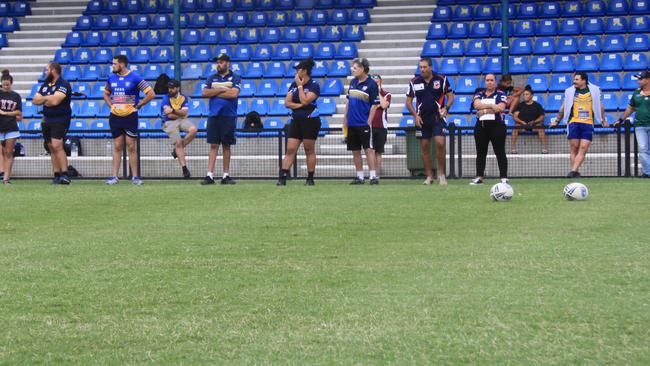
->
[32,62,73,184]
[201,53,241,185]
[343,58,380,185]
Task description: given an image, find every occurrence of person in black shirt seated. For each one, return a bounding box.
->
[511,85,548,154]
[498,74,523,113]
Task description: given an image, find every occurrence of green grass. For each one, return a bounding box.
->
[1,179,649,365]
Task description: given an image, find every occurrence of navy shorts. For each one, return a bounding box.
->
[207,116,237,145]
[109,113,138,139]
[416,114,447,139]
[347,125,372,151]
[567,122,593,141]
[42,120,70,142]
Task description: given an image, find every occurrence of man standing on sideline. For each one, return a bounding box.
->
[406,58,454,185]
[550,72,609,178]
[616,70,650,178]
[343,58,379,185]
[32,62,73,185]
[201,53,240,185]
[161,79,197,179]
[104,55,155,185]
[370,74,391,181]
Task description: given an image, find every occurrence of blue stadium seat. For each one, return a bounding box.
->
[54,49,73,64]
[559,19,580,35]
[483,57,502,74]
[114,15,132,30]
[397,116,415,136]
[75,16,93,31]
[460,58,482,75]
[140,30,160,45]
[72,83,90,98]
[269,11,288,26]
[300,26,320,43]
[491,21,513,38]
[106,31,127,47]
[80,65,102,81]
[309,9,328,25]
[453,5,473,21]
[139,100,161,118]
[72,48,92,64]
[141,0,160,13]
[28,84,40,99]
[623,73,640,90]
[90,83,106,98]
[335,0,354,9]
[281,27,301,43]
[599,53,624,71]
[514,21,535,37]
[238,80,256,97]
[209,13,227,28]
[526,75,549,92]
[350,9,370,24]
[260,27,280,43]
[152,47,172,63]
[602,93,619,111]
[465,40,487,56]
[629,16,650,33]
[509,57,529,74]
[189,45,210,62]
[563,1,583,17]
[128,64,142,75]
[575,54,599,72]
[232,45,252,61]
[543,94,562,112]
[583,18,604,34]
[537,20,558,36]
[22,102,38,119]
[78,100,101,118]
[250,45,271,61]
[627,34,650,52]
[343,25,364,42]
[275,0,294,10]
[317,97,336,115]
[322,25,342,42]
[321,79,343,96]
[187,13,208,28]
[181,0,198,12]
[230,62,244,76]
[329,60,349,77]
[330,9,348,25]
[605,17,628,34]
[181,29,200,44]
[518,3,538,18]
[448,23,469,38]
[552,55,575,73]
[549,75,572,92]
[585,0,606,16]
[556,37,578,54]
[579,36,602,53]
[265,62,287,78]
[114,47,134,61]
[244,62,265,78]
[94,15,112,30]
[278,79,293,96]
[106,0,122,13]
[540,2,561,18]
[63,32,83,48]
[533,38,555,55]
[474,4,495,20]
[315,43,335,59]
[159,30,174,45]
[624,53,648,70]
[152,14,170,29]
[249,99,269,116]
[631,0,650,13]
[196,30,219,45]
[530,56,552,73]
[85,0,102,14]
[274,44,294,60]
[455,76,478,94]
[444,40,465,57]
[82,31,103,47]
[488,39,503,56]
[229,12,248,27]
[439,58,460,75]
[182,63,203,79]
[431,6,451,22]
[289,10,308,26]
[336,43,356,59]
[248,11,267,27]
[603,35,626,53]
[421,40,442,57]
[449,95,473,114]
[510,38,533,55]
[192,82,206,97]
[598,73,622,91]
[198,0,217,11]
[470,21,491,38]
[255,80,277,97]
[124,30,142,46]
[608,0,629,14]
[221,29,240,44]
[237,0,256,10]
[617,93,633,112]
[296,0,317,8]
[427,24,447,39]
[268,100,290,116]
[295,44,314,60]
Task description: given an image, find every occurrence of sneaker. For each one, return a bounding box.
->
[350,178,365,185]
[438,175,448,186]
[59,175,71,185]
[276,178,287,186]
[422,177,433,185]
[500,178,510,184]
[641,173,650,178]
[567,171,580,178]
[171,149,177,159]
[3,180,10,185]
[51,176,60,185]
[105,176,119,185]
[469,177,483,185]
[201,176,215,185]
[369,178,379,185]
[221,176,236,185]
[305,178,315,186]
[131,176,144,186]
[182,166,191,179]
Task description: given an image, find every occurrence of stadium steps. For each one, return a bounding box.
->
[0,0,87,97]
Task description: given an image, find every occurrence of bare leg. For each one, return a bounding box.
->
[364,148,376,172]
[207,144,219,174]
[571,139,591,172]
[182,126,198,146]
[352,150,363,172]
[420,138,433,179]
[175,141,186,168]
[303,139,317,173]
[375,152,382,175]
[2,138,15,182]
[569,139,580,171]
[112,135,124,177]
[47,142,61,174]
[281,138,301,171]
[538,129,548,151]
[435,135,446,178]
[222,144,231,174]
[50,138,68,175]
[125,136,139,177]
[511,129,519,152]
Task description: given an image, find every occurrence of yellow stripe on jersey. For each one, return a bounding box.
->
[569,92,594,125]
[211,81,233,88]
[349,89,370,102]
[169,95,186,110]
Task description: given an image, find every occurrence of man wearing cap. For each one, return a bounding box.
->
[161,79,197,179]
[370,74,391,181]
[617,70,650,178]
[201,53,241,185]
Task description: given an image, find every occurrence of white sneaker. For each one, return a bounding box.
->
[438,175,447,186]
[469,177,483,185]
[422,177,433,185]
[501,178,510,184]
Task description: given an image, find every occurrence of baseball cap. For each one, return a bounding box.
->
[168,79,180,88]
[212,53,230,62]
[634,70,650,79]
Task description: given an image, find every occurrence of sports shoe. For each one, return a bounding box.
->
[105,176,119,185]
[305,178,315,186]
[369,178,379,185]
[182,166,191,179]
[3,180,10,185]
[51,176,60,185]
[59,175,71,185]
[567,171,580,178]
[500,178,510,184]
[350,178,365,185]
[131,176,144,186]
[201,176,215,185]
[642,173,650,178]
[221,176,236,185]
[422,177,433,185]
[469,177,483,185]
[276,178,287,186]
[171,149,177,159]
[438,175,448,186]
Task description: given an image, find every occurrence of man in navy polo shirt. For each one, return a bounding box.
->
[32,62,73,185]
[343,58,380,185]
[406,58,455,186]
[201,53,241,185]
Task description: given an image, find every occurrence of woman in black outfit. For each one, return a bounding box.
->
[471,73,509,185]
[0,70,22,185]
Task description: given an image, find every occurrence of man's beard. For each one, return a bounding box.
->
[45,74,54,84]
[112,67,121,74]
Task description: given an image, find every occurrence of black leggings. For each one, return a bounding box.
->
[474,120,508,178]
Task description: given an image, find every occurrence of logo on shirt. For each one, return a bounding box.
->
[413,83,425,91]
[362,86,367,91]
[433,81,441,89]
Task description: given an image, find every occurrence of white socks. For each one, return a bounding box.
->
[356,171,364,180]
[369,170,377,179]
[223,173,229,179]
[207,172,214,179]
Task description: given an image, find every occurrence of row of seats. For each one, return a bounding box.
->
[0,17,19,32]
[422,35,650,57]
[64,26,364,47]
[0,33,6,48]
[75,9,370,30]
[432,1,649,21]
[427,16,650,39]
[0,2,30,17]
[85,0,375,14]
[21,98,336,119]
[414,54,649,75]
[56,43,358,64]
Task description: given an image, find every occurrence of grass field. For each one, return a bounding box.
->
[1,178,649,365]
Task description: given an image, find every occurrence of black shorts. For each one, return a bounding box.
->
[109,113,138,139]
[42,120,70,142]
[372,128,387,154]
[416,114,447,139]
[346,125,372,151]
[207,116,237,145]
[288,117,321,141]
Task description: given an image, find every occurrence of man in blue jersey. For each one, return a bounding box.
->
[343,58,379,185]
[32,62,73,184]
[161,79,197,179]
[201,53,241,185]
[104,55,155,185]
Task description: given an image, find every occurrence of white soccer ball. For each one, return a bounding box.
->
[564,182,589,201]
[490,183,514,201]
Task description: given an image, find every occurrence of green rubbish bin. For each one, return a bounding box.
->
[406,130,437,177]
